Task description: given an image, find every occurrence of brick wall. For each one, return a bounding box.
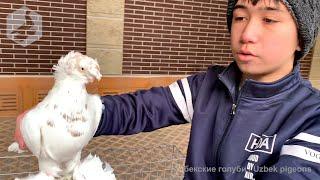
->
[123,0,233,75]
[122,0,313,78]
[300,48,313,78]
[0,0,314,78]
[0,0,86,75]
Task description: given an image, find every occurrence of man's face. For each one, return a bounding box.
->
[231,0,301,82]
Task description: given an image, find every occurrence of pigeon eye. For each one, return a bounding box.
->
[81,67,84,71]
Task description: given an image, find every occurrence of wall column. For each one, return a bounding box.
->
[86,0,124,75]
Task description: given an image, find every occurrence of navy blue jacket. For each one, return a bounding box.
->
[95,62,320,180]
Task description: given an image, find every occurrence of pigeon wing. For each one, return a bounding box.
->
[20,109,45,158]
[86,94,103,137]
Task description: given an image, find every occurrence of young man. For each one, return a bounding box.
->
[15,0,320,179]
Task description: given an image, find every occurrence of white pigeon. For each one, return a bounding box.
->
[73,154,116,180]
[8,51,106,179]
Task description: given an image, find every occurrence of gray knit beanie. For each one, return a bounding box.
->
[226,0,320,61]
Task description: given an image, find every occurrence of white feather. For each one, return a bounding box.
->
[8,142,26,153]
[14,172,54,180]
[73,154,116,180]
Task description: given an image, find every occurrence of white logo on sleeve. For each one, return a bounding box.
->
[245,133,277,154]
[280,145,320,164]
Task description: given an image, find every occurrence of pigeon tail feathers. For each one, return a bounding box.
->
[73,154,116,180]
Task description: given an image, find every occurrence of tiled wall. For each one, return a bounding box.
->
[0,0,86,75]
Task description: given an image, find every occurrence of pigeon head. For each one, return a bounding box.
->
[53,51,102,83]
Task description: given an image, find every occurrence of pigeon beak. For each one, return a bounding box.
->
[96,73,102,81]
[89,68,102,81]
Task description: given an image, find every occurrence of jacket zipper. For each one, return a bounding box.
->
[215,103,236,164]
[231,103,237,115]
[215,85,243,175]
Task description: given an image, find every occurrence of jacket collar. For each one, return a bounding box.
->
[218,61,302,100]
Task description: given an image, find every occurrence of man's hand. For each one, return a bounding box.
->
[14,110,29,149]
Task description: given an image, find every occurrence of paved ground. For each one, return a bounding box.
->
[0,117,191,179]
